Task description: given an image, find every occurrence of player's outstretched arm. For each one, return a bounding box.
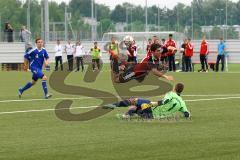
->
[151,68,174,81]
[150,102,158,107]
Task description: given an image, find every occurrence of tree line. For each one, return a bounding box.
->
[0,0,239,40]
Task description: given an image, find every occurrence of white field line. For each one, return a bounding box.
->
[0,96,240,115]
[1,94,240,103]
[0,106,98,115]
[185,96,240,102]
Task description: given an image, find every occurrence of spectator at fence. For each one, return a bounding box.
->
[185,38,194,72]
[215,38,226,72]
[91,41,101,71]
[166,34,177,72]
[65,40,74,71]
[180,39,187,72]
[199,36,209,72]
[19,25,31,43]
[74,41,85,72]
[54,40,63,71]
[4,22,14,42]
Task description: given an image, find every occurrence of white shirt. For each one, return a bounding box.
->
[19,29,31,42]
[55,44,63,57]
[75,45,85,57]
[65,43,74,55]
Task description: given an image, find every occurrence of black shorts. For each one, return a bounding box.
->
[119,67,136,83]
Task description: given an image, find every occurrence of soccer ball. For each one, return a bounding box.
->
[123,35,134,46]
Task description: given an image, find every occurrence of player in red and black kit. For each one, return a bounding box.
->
[146,36,161,57]
[113,43,174,83]
[166,34,177,71]
[199,36,209,72]
[126,40,137,63]
[146,38,152,57]
[160,38,168,66]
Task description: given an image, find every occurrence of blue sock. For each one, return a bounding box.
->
[21,82,32,93]
[42,80,48,96]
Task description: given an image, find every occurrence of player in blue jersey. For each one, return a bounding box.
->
[103,98,151,116]
[18,38,52,99]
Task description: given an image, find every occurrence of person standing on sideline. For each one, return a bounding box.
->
[185,38,194,72]
[199,36,209,72]
[216,38,226,72]
[180,39,187,72]
[74,41,85,72]
[65,40,74,71]
[91,41,102,71]
[108,37,120,74]
[166,34,177,72]
[126,40,137,63]
[54,40,63,71]
[146,38,152,57]
[18,38,52,99]
[161,38,168,66]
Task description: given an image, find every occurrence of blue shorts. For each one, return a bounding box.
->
[135,99,151,109]
[31,67,44,81]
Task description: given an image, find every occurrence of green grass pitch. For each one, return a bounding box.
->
[0,64,240,160]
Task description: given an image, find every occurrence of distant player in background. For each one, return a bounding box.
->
[146,35,161,57]
[199,36,209,72]
[124,36,137,63]
[160,38,168,66]
[216,37,226,72]
[180,39,187,72]
[54,40,63,71]
[91,41,102,71]
[74,41,85,72]
[166,34,177,72]
[146,38,152,57]
[24,43,33,70]
[18,38,52,99]
[185,38,194,72]
[108,37,120,74]
[65,40,74,71]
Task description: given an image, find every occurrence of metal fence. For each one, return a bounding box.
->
[0,31,105,42]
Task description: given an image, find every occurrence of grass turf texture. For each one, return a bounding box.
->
[0,64,240,160]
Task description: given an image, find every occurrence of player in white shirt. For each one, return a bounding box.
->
[54,40,63,71]
[74,41,85,72]
[65,40,74,71]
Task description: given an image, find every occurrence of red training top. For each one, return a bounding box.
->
[200,41,209,55]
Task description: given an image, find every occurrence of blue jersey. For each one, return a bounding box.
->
[218,42,225,55]
[24,48,49,69]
